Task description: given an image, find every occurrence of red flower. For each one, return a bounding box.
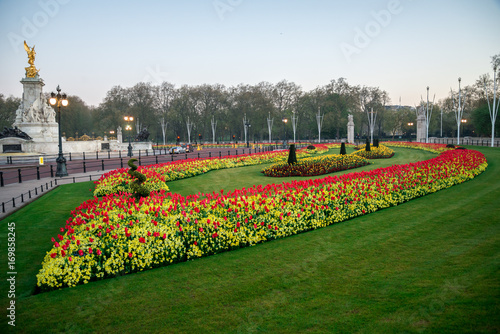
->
[139,237,146,243]
[194,241,198,246]
[97,249,102,256]
[128,252,133,258]
[50,253,57,258]
[212,233,218,238]
[78,249,84,256]
[89,247,93,254]
[68,257,72,262]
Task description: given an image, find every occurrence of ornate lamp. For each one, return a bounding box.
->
[49,85,69,177]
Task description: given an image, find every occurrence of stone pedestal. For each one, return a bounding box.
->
[347,114,355,144]
[417,112,426,143]
[13,76,59,142]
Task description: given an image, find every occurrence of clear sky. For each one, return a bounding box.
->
[1,0,499,107]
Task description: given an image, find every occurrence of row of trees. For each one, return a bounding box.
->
[1,56,498,143]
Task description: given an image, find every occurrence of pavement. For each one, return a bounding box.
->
[0,169,114,221]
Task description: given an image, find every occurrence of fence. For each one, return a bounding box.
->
[0,173,105,216]
[0,145,286,187]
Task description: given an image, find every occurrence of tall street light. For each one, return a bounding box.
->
[244,116,251,148]
[124,116,134,157]
[282,117,288,142]
[49,85,69,177]
[407,122,414,142]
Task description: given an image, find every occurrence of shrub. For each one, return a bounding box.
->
[374,138,379,148]
[307,145,315,150]
[446,144,455,148]
[365,138,371,152]
[340,142,347,155]
[288,144,297,165]
[128,159,150,199]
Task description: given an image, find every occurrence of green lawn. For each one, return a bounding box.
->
[0,147,498,333]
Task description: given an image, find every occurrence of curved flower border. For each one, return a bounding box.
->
[37,148,487,291]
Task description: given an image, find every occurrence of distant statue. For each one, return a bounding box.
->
[0,126,32,140]
[135,128,150,141]
[348,114,354,123]
[24,41,39,78]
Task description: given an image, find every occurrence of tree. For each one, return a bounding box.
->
[94,86,130,137]
[128,82,156,139]
[60,95,93,138]
[0,94,20,129]
[482,54,500,146]
[153,82,177,144]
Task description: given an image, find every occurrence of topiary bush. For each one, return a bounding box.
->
[307,145,315,150]
[340,142,347,155]
[446,144,455,148]
[127,159,150,199]
[374,138,379,148]
[365,138,371,152]
[288,144,297,165]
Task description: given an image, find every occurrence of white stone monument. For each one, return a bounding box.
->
[416,107,426,143]
[13,76,59,142]
[347,114,355,144]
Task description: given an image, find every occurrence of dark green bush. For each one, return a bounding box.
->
[288,144,297,165]
[307,145,315,150]
[340,142,347,155]
[365,137,371,152]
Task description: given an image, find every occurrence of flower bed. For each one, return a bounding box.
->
[37,149,487,291]
[352,144,395,159]
[383,141,451,153]
[261,154,370,177]
[94,146,328,196]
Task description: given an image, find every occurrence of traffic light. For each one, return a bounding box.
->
[232,135,235,140]
[198,133,202,140]
[176,135,180,143]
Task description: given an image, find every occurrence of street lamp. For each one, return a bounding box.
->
[407,122,414,142]
[461,119,467,137]
[124,116,134,157]
[282,118,288,141]
[244,118,251,148]
[49,85,69,177]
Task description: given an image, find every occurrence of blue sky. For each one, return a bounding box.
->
[1,0,499,107]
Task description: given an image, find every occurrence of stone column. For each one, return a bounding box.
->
[347,114,355,144]
[417,111,426,143]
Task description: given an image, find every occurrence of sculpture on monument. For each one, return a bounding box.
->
[136,128,150,141]
[12,41,59,143]
[0,126,32,140]
[24,41,39,78]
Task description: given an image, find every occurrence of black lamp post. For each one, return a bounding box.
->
[49,85,68,177]
[124,116,134,157]
[407,122,414,142]
[244,119,251,148]
[282,117,288,141]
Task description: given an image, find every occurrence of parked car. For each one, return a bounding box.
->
[170,146,186,154]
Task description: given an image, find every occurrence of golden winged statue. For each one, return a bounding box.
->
[24,41,39,78]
